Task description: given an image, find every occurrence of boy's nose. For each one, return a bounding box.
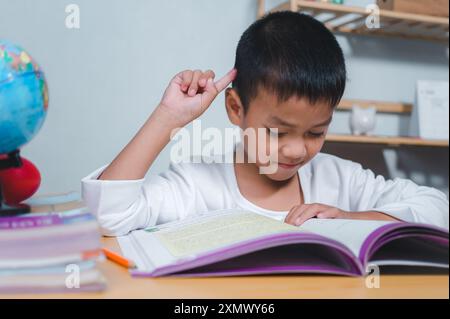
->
[281,140,307,162]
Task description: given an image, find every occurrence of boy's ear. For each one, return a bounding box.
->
[225,88,245,126]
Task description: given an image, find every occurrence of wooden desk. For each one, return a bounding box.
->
[3,238,449,299]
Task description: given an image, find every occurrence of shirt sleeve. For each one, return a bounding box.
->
[348,162,449,230]
[81,162,196,236]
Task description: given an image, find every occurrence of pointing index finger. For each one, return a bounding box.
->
[214,69,237,92]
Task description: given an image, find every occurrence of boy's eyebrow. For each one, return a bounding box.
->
[312,116,333,127]
[267,116,333,128]
[267,116,298,128]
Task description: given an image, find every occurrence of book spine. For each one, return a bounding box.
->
[0,213,94,230]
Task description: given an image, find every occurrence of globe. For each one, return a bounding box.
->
[0,40,48,155]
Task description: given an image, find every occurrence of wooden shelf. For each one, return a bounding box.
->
[338,99,412,114]
[258,0,449,43]
[326,134,449,147]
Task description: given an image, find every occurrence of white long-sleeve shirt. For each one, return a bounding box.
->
[82,152,449,236]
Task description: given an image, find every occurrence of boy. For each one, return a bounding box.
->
[82,12,449,236]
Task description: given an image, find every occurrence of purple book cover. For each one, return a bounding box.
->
[120,212,449,278]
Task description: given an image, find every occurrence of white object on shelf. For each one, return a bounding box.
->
[410,81,449,141]
[349,105,377,136]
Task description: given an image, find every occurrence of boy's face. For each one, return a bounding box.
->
[226,87,333,182]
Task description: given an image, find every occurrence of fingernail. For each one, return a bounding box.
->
[317,213,324,218]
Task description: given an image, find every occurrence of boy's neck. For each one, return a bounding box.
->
[232,152,304,211]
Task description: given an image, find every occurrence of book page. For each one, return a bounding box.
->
[152,210,301,258]
[118,209,394,272]
[299,219,393,257]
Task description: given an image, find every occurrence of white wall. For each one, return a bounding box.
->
[0,0,448,196]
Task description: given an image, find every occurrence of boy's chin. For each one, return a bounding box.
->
[257,165,298,182]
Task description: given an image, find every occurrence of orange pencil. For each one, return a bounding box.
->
[102,247,136,269]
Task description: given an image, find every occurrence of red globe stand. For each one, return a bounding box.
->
[0,150,31,216]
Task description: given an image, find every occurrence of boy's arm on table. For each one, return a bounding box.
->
[285,162,448,228]
[82,160,196,237]
[348,163,449,229]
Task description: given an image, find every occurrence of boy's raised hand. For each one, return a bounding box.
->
[159,69,237,127]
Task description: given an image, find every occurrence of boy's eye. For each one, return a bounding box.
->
[309,132,325,138]
[266,128,287,137]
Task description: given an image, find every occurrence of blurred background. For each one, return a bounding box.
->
[0,0,448,196]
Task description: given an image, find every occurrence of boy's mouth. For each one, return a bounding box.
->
[277,162,303,169]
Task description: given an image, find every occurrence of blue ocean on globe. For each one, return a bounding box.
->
[0,40,48,155]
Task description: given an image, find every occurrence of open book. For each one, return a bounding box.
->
[118,210,449,277]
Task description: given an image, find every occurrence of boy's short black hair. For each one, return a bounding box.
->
[233,11,347,111]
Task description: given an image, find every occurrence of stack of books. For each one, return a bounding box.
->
[0,193,106,293]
